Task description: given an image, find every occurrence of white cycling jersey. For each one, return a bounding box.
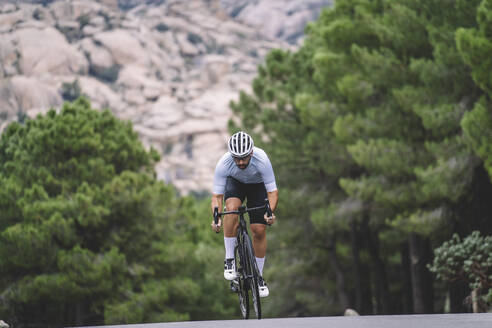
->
[213,146,277,195]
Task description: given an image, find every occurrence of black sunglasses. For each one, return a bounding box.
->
[232,154,251,161]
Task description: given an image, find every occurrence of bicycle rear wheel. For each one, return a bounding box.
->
[234,243,249,319]
[244,232,261,319]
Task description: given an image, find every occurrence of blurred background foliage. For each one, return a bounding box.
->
[0,98,236,327]
[2,0,492,326]
[230,0,492,317]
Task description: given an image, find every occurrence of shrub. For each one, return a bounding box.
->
[429,231,492,311]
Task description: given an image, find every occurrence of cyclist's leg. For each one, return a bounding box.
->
[246,183,270,297]
[250,224,267,258]
[223,177,246,280]
[224,197,241,238]
[224,177,246,238]
[246,183,268,273]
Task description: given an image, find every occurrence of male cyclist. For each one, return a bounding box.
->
[211,131,278,297]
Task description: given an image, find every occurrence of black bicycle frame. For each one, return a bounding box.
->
[213,199,272,319]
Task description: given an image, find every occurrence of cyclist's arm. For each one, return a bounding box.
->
[211,193,223,215]
[212,154,227,215]
[267,189,278,213]
[257,151,278,213]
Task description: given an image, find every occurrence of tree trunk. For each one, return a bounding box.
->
[350,219,364,313]
[353,218,373,314]
[327,235,350,311]
[365,225,392,314]
[450,280,469,313]
[400,243,413,314]
[472,289,479,313]
[408,233,433,314]
[75,301,85,326]
[361,265,373,315]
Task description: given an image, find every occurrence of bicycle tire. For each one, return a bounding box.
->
[243,231,261,319]
[234,243,249,319]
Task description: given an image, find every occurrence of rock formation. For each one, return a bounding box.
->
[0,0,332,194]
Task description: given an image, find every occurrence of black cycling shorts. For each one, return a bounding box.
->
[224,176,268,225]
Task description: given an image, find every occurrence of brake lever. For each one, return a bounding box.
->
[213,206,219,234]
[265,198,272,226]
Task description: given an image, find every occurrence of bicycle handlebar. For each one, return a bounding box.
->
[265,199,273,218]
[213,199,273,233]
[213,207,219,233]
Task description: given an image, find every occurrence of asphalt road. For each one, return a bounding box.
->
[85,313,492,328]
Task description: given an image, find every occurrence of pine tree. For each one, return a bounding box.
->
[0,98,236,326]
[230,0,492,315]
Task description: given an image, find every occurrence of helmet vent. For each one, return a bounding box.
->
[228,131,254,157]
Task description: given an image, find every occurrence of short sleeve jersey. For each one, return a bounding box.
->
[213,147,277,195]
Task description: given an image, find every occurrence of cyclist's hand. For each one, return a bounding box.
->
[211,219,222,232]
[264,213,276,225]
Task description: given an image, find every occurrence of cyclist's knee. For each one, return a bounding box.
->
[225,197,241,211]
[225,204,238,212]
[251,224,266,239]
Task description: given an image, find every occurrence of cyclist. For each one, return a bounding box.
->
[211,131,278,298]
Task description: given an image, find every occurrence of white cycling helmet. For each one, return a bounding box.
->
[228,131,254,158]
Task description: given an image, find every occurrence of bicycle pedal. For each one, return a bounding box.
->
[230,280,239,293]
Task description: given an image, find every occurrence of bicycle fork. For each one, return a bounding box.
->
[231,241,243,293]
[232,233,249,290]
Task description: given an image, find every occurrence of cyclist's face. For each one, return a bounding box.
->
[233,154,252,170]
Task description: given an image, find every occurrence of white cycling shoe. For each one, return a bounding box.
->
[224,258,238,280]
[258,277,269,298]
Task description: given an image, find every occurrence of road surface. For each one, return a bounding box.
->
[82,313,492,328]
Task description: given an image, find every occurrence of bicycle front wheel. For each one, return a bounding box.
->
[244,232,261,319]
[234,243,249,319]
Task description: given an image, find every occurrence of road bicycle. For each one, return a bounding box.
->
[214,199,272,319]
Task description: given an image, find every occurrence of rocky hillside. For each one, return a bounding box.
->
[0,0,332,194]
[220,0,332,44]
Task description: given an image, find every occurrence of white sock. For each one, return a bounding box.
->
[224,237,237,259]
[256,257,265,276]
